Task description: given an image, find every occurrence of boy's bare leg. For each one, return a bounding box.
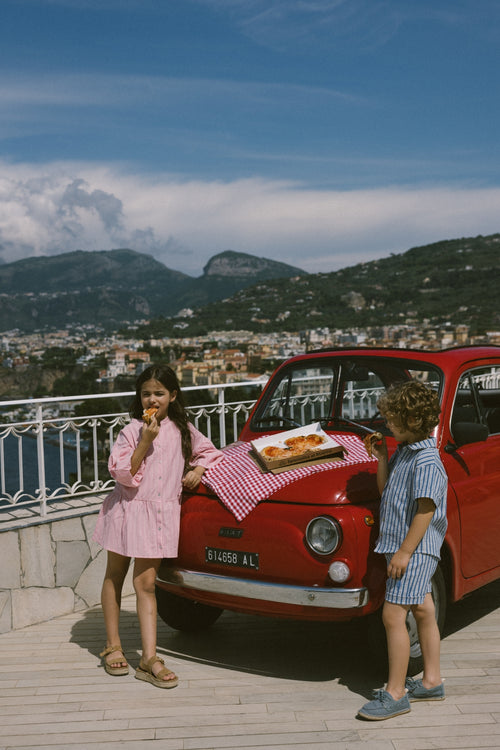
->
[412,593,442,687]
[101,551,130,667]
[383,601,410,700]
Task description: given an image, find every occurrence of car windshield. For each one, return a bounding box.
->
[251,355,443,434]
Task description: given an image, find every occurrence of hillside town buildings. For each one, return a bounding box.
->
[2,321,500,392]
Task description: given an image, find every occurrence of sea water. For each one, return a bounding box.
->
[1,433,81,500]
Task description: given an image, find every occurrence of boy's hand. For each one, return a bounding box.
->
[387,549,411,579]
[371,435,387,460]
[364,431,386,459]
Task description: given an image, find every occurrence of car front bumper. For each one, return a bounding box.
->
[156,566,370,609]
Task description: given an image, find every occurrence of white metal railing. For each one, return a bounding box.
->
[0,378,392,523]
[342,384,382,419]
[0,380,266,519]
[266,376,382,423]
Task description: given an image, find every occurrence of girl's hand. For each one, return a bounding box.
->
[141,416,160,441]
[182,467,205,491]
[130,418,160,476]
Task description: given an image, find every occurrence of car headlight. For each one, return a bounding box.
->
[305,516,342,555]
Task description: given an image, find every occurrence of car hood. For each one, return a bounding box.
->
[265,462,379,505]
[196,440,379,507]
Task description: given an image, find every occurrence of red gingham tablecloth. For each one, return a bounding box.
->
[202,433,375,521]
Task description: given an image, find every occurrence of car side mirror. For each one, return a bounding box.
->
[449,421,489,449]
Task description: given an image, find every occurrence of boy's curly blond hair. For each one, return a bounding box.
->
[377,380,441,437]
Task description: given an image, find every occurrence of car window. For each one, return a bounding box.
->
[406,369,441,390]
[452,366,500,438]
[341,366,385,421]
[476,366,500,435]
[259,365,336,427]
[251,356,443,433]
[340,362,441,424]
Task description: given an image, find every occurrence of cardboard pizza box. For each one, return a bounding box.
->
[250,422,345,473]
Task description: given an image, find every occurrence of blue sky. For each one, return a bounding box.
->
[0,0,499,275]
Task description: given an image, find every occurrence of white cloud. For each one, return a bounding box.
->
[196,0,500,51]
[0,72,362,115]
[0,160,498,275]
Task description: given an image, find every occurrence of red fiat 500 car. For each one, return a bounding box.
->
[156,346,500,672]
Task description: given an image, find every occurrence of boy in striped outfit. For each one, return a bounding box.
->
[358,380,447,721]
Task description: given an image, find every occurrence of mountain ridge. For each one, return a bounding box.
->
[133,233,500,338]
[2,234,499,336]
[0,247,307,332]
[203,250,305,279]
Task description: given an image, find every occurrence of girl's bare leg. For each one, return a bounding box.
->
[383,601,410,700]
[133,557,176,682]
[412,593,442,688]
[101,551,131,667]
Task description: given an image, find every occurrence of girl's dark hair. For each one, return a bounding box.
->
[130,364,192,464]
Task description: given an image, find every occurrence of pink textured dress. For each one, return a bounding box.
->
[93,418,224,558]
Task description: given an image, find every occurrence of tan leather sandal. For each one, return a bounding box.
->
[135,655,178,689]
[99,645,129,676]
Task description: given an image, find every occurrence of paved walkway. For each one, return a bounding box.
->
[2,580,500,750]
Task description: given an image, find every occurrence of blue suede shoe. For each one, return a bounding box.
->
[357,689,411,721]
[405,677,445,702]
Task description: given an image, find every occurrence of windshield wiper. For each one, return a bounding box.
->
[320,416,378,434]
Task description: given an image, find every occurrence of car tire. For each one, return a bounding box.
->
[366,562,447,677]
[155,588,223,632]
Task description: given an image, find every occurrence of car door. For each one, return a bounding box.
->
[442,365,500,578]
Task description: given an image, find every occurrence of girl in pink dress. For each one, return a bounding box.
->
[93,365,223,688]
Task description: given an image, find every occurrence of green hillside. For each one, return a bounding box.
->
[135,234,500,338]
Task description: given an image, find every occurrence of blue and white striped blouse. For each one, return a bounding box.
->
[374,437,448,558]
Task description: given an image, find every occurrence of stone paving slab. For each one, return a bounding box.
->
[2,579,500,750]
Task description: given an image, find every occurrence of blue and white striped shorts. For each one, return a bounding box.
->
[384,552,438,605]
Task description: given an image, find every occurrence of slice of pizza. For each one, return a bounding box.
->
[142,407,158,424]
[364,431,383,458]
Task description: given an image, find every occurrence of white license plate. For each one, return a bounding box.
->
[205,546,259,570]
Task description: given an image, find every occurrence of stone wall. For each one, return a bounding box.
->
[0,511,134,633]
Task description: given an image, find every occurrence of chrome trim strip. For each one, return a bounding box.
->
[157,567,369,609]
